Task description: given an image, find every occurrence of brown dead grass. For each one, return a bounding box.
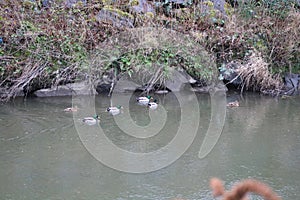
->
[237,51,284,94]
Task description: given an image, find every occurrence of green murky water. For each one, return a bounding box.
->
[0,92,299,200]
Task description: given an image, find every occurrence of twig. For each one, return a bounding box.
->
[210,178,282,200]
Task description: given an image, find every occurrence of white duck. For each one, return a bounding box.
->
[107,105,123,115]
[148,99,158,110]
[136,95,153,105]
[82,115,100,125]
[64,106,78,112]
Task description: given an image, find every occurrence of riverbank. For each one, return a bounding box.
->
[1,0,299,101]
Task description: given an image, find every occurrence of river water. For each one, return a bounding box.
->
[0,92,299,200]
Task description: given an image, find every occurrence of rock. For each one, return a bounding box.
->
[15,88,25,97]
[95,68,116,95]
[95,83,112,94]
[284,73,300,91]
[191,82,227,93]
[198,0,228,16]
[65,0,86,8]
[97,6,134,28]
[131,0,155,14]
[211,0,225,14]
[213,81,228,92]
[165,68,196,92]
[155,90,169,94]
[34,81,97,97]
[190,86,210,93]
[96,72,142,94]
[0,87,24,98]
[41,0,54,7]
[153,0,193,16]
[96,67,196,94]
[219,61,242,85]
[113,76,141,93]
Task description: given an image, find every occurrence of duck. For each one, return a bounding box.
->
[82,115,100,125]
[107,105,123,115]
[136,95,153,105]
[64,106,78,112]
[227,100,239,107]
[148,99,158,110]
[281,95,292,99]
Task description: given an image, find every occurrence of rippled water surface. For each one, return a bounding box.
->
[0,92,299,200]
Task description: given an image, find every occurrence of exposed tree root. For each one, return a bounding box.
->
[0,62,47,101]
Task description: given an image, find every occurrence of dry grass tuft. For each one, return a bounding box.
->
[236,51,284,94]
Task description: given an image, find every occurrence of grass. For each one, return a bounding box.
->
[0,0,299,101]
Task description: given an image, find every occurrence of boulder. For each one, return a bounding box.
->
[42,0,51,7]
[153,0,193,16]
[190,86,210,93]
[96,67,197,94]
[0,87,24,98]
[95,68,116,95]
[95,83,112,94]
[96,75,142,94]
[191,81,227,93]
[165,68,196,92]
[211,0,225,14]
[219,61,242,85]
[97,6,134,28]
[65,0,86,8]
[34,81,97,97]
[113,76,141,93]
[197,0,229,16]
[131,0,155,14]
[284,73,300,92]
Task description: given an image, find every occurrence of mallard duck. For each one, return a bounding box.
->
[227,100,239,107]
[64,106,78,112]
[107,105,123,115]
[281,95,292,99]
[148,99,158,110]
[137,95,153,105]
[82,115,100,125]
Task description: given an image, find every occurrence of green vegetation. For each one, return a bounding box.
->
[107,48,215,88]
[0,0,299,100]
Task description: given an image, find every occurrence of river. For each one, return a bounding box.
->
[0,92,299,200]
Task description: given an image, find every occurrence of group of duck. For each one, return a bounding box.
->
[64,95,158,125]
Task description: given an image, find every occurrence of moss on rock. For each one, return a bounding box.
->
[103,5,134,19]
